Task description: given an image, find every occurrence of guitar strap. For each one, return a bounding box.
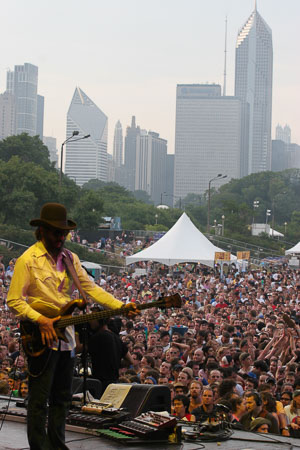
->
[62,251,88,309]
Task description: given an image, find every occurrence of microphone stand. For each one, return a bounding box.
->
[80,265,94,405]
[81,323,88,405]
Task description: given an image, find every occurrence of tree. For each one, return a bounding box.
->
[133,190,153,204]
[82,179,107,191]
[0,156,79,227]
[71,190,104,230]
[0,134,53,170]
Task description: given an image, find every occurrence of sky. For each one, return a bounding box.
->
[1,0,299,156]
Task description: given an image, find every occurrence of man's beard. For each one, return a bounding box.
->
[43,235,65,256]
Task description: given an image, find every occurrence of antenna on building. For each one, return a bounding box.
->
[254,0,257,11]
[223,15,228,96]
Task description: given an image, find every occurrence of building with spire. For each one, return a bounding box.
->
[235,3,273,175]
[65,87,108,186]
[123,116,141,191]
[275,124,291,145]
[113,120,123,167]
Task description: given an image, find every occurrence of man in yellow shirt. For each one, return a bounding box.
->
[7,203,137,450]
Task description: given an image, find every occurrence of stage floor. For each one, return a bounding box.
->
[0,420,299,450]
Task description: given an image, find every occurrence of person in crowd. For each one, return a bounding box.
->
[192,387,216,423]
[173,394,196,421]
[240,391,280,434]
[284,390,300,426]
[188,380,203,413]
[249,417,271,433]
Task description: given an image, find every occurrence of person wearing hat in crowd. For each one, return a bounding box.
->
[173,381,189,396]
[249,417,271,433]
[7,203,138,450]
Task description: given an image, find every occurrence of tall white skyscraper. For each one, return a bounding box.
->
[135,131,167,205]
[113,120,123,167]
[6,63,38,136]
[235,5,273,174]
[65,87,108,186]
[174,84,243,200]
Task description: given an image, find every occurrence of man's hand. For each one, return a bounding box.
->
[122,302,140,318]
[37,315,61,348]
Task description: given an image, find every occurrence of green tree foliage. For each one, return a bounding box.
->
[132,190,153,204]
[71,190,104,230]
[0,156,79,227]
[82,178,107,191]
[1,133,300,246]
[0,133,53,170]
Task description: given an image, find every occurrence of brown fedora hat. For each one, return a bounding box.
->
[30,203,76,230]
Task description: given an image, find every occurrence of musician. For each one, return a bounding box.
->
[7,203,138,450]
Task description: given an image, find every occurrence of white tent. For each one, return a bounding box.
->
[285,242,300,255]
[126,213,236,268]
[269,228,284,238]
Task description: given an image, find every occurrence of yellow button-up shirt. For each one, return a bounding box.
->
[7,241,123,350]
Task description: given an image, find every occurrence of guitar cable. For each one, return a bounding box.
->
[27,349,53,378]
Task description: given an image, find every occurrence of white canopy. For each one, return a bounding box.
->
[285,242,300,255]
[269,228,284,238]
[126,213,236,268]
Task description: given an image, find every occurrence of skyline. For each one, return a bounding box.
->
[1,0,299,157]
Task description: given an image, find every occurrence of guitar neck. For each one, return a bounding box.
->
[56,300,161,329]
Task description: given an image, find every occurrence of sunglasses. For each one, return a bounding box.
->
[44,226,69,237]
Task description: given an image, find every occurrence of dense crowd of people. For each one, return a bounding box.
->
[1,248,300,437]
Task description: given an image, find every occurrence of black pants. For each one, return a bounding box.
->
[27,349,75,450]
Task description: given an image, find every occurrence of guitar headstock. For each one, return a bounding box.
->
[157,293,181,309]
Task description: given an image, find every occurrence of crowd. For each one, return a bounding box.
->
[1,248,300,437]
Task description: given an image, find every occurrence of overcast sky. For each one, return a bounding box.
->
[1,0,299,155]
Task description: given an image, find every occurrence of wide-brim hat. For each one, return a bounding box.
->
[30,203,77,230]
[249,417,271,431]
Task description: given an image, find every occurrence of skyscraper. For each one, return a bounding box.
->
[124,116,140,191]
[276,124,291,145]
[43,136,58,167]
[36,94,44,140]
[6,63,38,136]
[65,87,108,186]
[235,5,273,174]
[113,120,123,167]
[0,92,15,139]
[174,84,243,200]
[135,131,167,205]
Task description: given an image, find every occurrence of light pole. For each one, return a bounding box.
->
[252,200,260,224]
[207,174,227,233]
[160,192,166,205]
[155,214,158,225]
[284,222,287,234]
[214,219,217,234]
[266,209,271,228]
[222,215,225,236]
[59,132,90,187]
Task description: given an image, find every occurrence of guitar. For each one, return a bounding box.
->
[20,293,181,357]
